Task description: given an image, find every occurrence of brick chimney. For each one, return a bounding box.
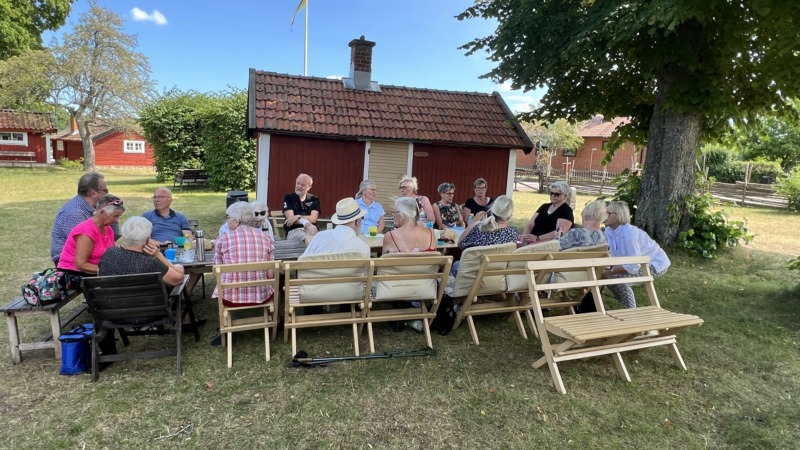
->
[70,115,79,134]
[345,36,379,92]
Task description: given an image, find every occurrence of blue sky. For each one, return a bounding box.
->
[43,0,543,112]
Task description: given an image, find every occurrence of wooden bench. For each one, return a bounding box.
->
[1,290,85,364]
[525,256,704,394]
[0,151,36,167]
[173,169,209,189]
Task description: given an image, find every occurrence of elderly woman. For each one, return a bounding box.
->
[382,197,437,254]
[221,200,274,241]
[462,177,493,219]
[58,195,124,277]
[558,200,608,251]
[433,182,465,230]
[213,201,275,307]
[452,195,519,276]
[522,181,574,243]
[398,175,435,225]
[99,217,185,285]
[355,180,385,235]
[598,201,670,309]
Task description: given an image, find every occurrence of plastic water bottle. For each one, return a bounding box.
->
[468,214,474,225]
[195,229,205,262]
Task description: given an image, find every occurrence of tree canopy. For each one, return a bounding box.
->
[460,0,800,243]
[48,1,154,170]
[0,0,74,60]
[740,100,800,172]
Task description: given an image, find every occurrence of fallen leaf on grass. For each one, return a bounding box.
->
[664,418,673,428]
[205,381,214,391]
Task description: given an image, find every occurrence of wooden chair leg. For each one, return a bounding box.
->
[423,318,433,348]
[525,310,539,339]
[91,334,100,382]
[367,322,375,354]
[467,316,480,345]
[264,328,270,362]
[6,314,22,364]
[668,343,687,370]
[49,311,62,359]
[611,353,631,382]
[352,324,360,356]
[291,328,297,358]
[226,332,233,368]
[548,360,567,394]
[513,312,528,339]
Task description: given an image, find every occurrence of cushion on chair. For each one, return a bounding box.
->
[448,242,516,297]
[297,250,368,302]
[374,252,442,301]
[505,240,562,291]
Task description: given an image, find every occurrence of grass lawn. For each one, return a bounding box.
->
[1,167,799,448]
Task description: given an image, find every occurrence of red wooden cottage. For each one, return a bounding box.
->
[0,109,57,164]
[517,116,646,176]
[246,36,533,215]
[51,118,155,167]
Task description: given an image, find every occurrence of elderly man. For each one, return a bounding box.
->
[142,188,194,245]
[282,173,320,241]
[303,198,370,257]
[50,172,120,264]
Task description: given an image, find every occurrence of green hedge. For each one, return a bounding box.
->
[707,160,783,184]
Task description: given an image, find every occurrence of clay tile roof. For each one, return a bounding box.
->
[52,123,115,142]
[0,109,57,133]
[248,70,533,150]
[578,115,629,138]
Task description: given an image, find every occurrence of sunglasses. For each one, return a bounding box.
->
[104,199,124,206]
[255,211,267,216]
[550,192,563,197]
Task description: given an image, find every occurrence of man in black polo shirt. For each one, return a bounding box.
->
[282,173,320,241]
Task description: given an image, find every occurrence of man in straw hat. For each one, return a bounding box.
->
[302,197,370,257]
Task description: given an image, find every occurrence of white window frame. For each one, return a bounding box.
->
[0,131,28,146]
[57,140,64,151]
[123,140,145,154]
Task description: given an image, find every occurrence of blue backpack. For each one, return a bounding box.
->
[59,324,93,375]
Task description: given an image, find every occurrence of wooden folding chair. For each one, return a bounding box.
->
[367,253,452,352]
[283,251,371,356]
[213,261,281,367]
[81,273,183,382]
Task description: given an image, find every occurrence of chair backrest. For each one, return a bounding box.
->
[213,260,281,303]
[506,240,562,291]
[549,249,610,284]
[560,242,609,253]
[292,250,370,302]
[450,242,516,297]
[81,273,172,322]
[270,211,285,239]
[373,252,451,301]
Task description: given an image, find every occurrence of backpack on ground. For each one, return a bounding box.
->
[21,268,73,306]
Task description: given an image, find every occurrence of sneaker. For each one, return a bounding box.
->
[407,320,423,334]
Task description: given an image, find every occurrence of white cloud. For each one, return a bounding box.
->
[131,7,168,26]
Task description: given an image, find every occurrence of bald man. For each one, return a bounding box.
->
[282,173,320,241]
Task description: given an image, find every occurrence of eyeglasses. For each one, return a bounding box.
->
[255,211,267,216]
[398,185,410,190]
[474,186,487,191]
[95,188,109,194]
[152,196,170,200]
[550,192,563,197]
[443,191,455,195]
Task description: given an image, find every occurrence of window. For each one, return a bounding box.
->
[56,141,64,151]
[0,131,28,146]
[563,148,577,157]
[123,140,145,154]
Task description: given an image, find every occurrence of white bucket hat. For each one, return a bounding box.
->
[331,197,366,225]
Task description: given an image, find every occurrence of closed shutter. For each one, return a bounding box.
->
[367,141,409,211]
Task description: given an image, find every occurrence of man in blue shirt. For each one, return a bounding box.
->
[50,172,120,263]
[142,188,193,244]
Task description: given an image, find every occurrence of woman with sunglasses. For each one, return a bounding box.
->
[433,182,465,230]
[398,175,435,226]
[57,195,125,278]
[219,200,275,241]
[522,180,574,243]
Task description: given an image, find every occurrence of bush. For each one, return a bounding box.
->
[201,90,256,191]
[57,157,83,170]
[670,175,753,260]
[707,159,782,184]
[608,169,641,223]
[775,167,800,213]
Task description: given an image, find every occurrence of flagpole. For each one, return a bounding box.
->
[304,0,309,76]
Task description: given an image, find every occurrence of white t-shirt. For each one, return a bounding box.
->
[604,224,670,274]
[302,225,370,258]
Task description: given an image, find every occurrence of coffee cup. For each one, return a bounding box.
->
[164,248,176,261]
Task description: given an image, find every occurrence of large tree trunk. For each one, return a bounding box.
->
[635,65,704,245]
[80,121,96,171]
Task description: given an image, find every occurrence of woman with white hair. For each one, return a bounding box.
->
[219,200,274,240]
[557,200,608,251]
[355,180,385,234]
[522,180,575,243]
[452,195,519,275]
[99,217,185,286]
[58,195,125,277]
[382,197,437,254]
[213,201,275,307]
[398,175,435,225]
